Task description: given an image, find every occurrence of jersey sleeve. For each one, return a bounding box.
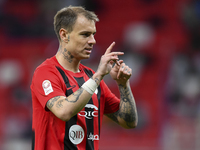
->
[100,80,120,114]
[31,65,66,109]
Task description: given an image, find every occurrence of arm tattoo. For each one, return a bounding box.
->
[56,99,64,108]
[107,84,137,128]
[64,88,84,103]
[106,112,119,123]
[47,88,84,109]
[47,96,61,109]
[119,84,137,127]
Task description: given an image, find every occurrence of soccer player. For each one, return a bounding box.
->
[31,5,138,150]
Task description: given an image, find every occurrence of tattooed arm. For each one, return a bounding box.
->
[106,61,138,129]
[106,82,138,129]
[46,70,105,121]
[46,87,92,121]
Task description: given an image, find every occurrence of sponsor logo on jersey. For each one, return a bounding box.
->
[42,80,53,95]
[69,125,84,145]
[88,133,99,141]
[78,104,98,119]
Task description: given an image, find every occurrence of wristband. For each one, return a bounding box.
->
[81,78,98,95]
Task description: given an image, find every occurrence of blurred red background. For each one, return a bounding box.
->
[0,0,200,150]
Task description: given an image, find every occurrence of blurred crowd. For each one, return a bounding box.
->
[0,0,200,150]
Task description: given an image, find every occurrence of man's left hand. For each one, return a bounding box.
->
[109,60,132,86]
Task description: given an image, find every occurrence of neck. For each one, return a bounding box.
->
[56,45,80,73]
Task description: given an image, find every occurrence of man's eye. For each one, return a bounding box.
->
[82,33,90,37]
[84,34,90,37]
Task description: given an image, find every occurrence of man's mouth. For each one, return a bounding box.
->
[85,47,92,50]
[84,48,92,53]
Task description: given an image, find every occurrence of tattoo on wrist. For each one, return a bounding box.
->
[92,77,100,85]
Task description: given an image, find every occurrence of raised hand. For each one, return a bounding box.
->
[95,42,124,78]
[109,60,132,86]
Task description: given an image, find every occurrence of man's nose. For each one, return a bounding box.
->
[88,35,96,45]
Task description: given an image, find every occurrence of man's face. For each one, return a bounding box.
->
[66,15,96,60]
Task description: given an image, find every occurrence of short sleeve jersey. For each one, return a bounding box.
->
[31,56,120,150]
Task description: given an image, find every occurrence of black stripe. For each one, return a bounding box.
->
[56,66,74,96]
[56,67,101,150]
[83,68,93,78]
[56,66,78,150]
[74,76,94,150]
[83,68,101,136]
[96,86,101,137]
[64,116,78,150]
[32,130,35,150]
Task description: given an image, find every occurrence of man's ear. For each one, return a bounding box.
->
[59,28,69,43]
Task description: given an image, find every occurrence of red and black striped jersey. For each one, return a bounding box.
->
[31,56,120,150]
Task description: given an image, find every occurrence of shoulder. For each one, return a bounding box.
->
[31,57,61,85]
[34,57,57,75]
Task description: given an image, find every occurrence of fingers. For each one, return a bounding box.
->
[111,60,123,71]
[102,51,124,66]
[104,42,124,55]
[105,42,116,54]
[117,63,132,79]
[104,42,124,66]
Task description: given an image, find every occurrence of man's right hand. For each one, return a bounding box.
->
[94,42,124,82]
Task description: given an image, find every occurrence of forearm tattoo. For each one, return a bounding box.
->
[46,88,84,109]
[107,85,137,128]
[64,88,84,103]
